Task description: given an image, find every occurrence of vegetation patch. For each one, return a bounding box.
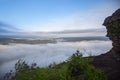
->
[4,51,107,80]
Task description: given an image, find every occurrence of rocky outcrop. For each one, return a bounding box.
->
[92,9,120,80]
[103,9,120,61]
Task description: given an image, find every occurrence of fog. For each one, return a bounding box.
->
[0,28,106,39]
[0,40,112,78]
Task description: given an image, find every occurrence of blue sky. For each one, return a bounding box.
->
[0,0,119,32]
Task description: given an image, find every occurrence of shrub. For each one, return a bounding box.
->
[4,50,107,80]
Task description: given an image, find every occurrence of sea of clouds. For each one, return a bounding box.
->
[0,40,112,78]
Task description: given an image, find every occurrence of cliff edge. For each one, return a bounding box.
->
[92,9,120,80]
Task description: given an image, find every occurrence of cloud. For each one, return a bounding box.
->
[49,28,106,34]
[0,22,13,28]
[0,21,19,33]
[25,2,119,32]
[0,28,107,39]
[0,40,112,78]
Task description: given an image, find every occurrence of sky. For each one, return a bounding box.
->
[0,0,120,32]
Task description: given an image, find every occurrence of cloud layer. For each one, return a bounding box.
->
[0,21,18,33]
[24,2,119,32]
[0,40,112,78]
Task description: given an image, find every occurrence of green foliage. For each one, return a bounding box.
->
[4,51,107,80]
[67,50,107,80]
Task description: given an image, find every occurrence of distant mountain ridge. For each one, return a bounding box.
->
[47,28,106,34]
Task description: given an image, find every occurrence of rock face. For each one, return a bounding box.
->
[103,9,120,61]
[92,9,120,80]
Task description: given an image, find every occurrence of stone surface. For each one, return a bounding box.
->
[92,9,120,80]
[103,9,120,26]
[103,9,120,39]
[103,9,120,60]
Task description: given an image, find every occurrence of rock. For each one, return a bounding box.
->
[92,52,120,80]
[103,9,120,27]
[92,9,120,80]
[103,9,120,61]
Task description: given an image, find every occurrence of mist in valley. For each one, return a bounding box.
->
[0,39,112,78]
